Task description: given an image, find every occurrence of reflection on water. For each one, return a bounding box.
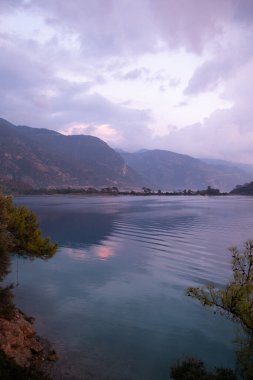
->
[63,243,116,262]
[39,211,117,248]
[93,245,115,260]
[9,195,253,380]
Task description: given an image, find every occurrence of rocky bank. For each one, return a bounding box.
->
[0,308,57,368]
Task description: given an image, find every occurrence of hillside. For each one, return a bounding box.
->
[201,158,253,175]
[1,118,252,192]
[0,118,142,190]
[120,150,252,192]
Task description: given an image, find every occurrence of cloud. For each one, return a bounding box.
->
[1,1,251,62]
[118,68,149,81]
[175,101,189,108]
[62,123,122,145]
[0,38,89,123]
[0,0,24,12]
[1,74,152,149]
[233,0,253,24]
[1,0,236,58]
[25,0,157,57]
[185,25,253,95]
[151,0,233,54]
[145,50,253,163]
[56,93,153,149]
[169,78,181,87]
[0,56,151,149]
[0,30,152,150]
[153,57,253,164]
[1,0,253,165]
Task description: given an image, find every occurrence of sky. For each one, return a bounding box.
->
[1,0,253,163]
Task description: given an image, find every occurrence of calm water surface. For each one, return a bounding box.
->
[8,195,253,379]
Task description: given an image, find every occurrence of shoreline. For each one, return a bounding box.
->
[0,308,58,377]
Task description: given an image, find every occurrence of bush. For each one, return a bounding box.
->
[0,286,15,320]
[0,194,57,317]
[7,200,57,258]
[186,240,253,379]
[170,358,237,380]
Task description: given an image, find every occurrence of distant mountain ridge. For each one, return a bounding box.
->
[0,118,252,192]
[120,149,252,191]
[0,118,142,190]
[201,158,253,175]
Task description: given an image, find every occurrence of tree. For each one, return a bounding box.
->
[6,197,57,258]
[0,194,57,319]
[0,195,12,280]
[187,240,253,379]
[142,187,152,194]
[0,195,14,318]
[187,240,253,333]
[170,357,237,379]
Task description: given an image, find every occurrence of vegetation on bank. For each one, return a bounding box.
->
[11,185,226,196]
[171,240,253,379]
[4,180,253,197]
[0,194,57,319]
[230,181,253,196]
[0,193,57,379]
[170,357,237,379]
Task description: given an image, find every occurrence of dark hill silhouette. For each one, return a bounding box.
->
[230,182,253,195]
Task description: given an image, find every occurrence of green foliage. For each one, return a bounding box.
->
[0,193,57,319]
[187,240,253,379]
[0,286,15,320]
[0,195,15,319]
[171,357,208,379]
[0,194,57,376]
[235,335,253,379]
[0,195,12,280]
[0,250,10,283]
[6,198,57,258]
[170,358,237,380]
[0,349,52,380]
[187,241,253,334]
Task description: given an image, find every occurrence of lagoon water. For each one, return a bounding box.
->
[8,195,253,379]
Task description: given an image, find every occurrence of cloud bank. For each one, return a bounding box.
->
[0,0,253,162]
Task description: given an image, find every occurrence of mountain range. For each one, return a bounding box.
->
[0,118,252,192]
[0,118,141,190]
[119,150,252,191]
[201,158,253,175]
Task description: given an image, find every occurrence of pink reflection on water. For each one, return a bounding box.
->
[93,245,114,260]
[63,241,119,262]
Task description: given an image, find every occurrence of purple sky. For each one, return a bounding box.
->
[1,0,253,163]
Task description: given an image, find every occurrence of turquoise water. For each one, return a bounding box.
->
[8,195,253,379]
